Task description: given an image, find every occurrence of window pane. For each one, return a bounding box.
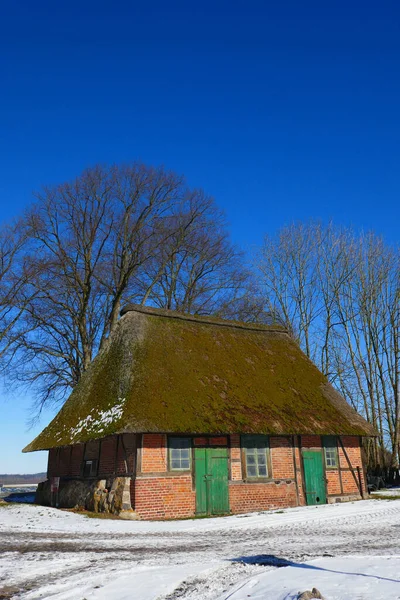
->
[242,435,269,478]
[325,448,337,467]
[169,437,191,470]
[247,465,257,477]
[257,452,266,465]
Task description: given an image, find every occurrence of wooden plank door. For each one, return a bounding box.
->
[194,446,229,515]
[302,450,326,505]
[194,447,208,515]
[208,447,229,515]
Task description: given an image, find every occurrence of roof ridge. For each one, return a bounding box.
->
[120,304,288,334]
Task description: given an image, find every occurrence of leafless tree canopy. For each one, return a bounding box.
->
[0,220,33,357]
[1,166,398,466]
[1,164,260,413]
[258,222,400,467]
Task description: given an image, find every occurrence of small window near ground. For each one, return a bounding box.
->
[83,459,98,477]
[241,435,270,479]
[169,437,191,470]
[323,436,338,468]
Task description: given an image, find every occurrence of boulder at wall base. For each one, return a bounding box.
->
[298,589,325,600]
[35,477,132,515]
[108,477,132,513]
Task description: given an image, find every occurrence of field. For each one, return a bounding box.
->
[1,499,400,599]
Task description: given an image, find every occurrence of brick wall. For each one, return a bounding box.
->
[58,447,71,476]
[70,445,84,476]
[229,481,297,513]
[301,435,322,449]
[193,437,208,446]
[140,434,167,473]
[228,435,298,514]
[270,436,295,479]
[326,469,342,495]
[47,448,57,477]
[47,435,137,481]
[84,441,99,460]
[98,437,117,476]
[135,475,196,519]
[340,470,360,494]
[230,434,242,481]
[300,435,364,498]
[46,433,366,518]
[338,436,364,495]
[115,433,136,475]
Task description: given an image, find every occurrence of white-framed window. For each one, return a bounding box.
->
[241,434,270,479]
[169,437,191,471]
[323,436,338,468]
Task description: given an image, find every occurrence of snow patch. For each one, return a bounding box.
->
[68,397,126,440]
[220,556,400,600]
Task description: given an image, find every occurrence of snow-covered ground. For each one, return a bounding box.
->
[221,556,400,600]
[370,486,400,497]
[1,499,400,599]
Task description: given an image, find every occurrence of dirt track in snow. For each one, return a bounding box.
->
[1,500,400,599]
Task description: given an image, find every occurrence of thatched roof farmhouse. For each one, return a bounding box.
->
[26,305,373,520]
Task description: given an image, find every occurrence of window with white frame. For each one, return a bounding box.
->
[169,437,191,470]
[323,436,338,468]
[241,434,270,478]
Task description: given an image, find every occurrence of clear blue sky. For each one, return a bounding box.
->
[1,1,399,472]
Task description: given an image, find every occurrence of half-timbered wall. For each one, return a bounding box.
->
[47,433,137,479]
[46,432,366,519]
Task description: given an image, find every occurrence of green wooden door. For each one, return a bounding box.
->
[195,446,229,515]
[195,447,208,514]
[302,451,326,505]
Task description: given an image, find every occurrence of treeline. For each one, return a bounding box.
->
[258,223,399,468]
[0,473,46,484]
[0,163,398,467]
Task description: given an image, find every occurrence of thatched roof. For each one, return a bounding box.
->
[24,305,375,452]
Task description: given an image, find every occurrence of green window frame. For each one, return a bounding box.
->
[168,437,192,471]
[323,436,338,469]
[241,434,270,479]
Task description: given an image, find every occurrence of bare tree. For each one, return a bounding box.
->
[138,192,253,316]
[258,222,323,358]
[7,163,259,413]
[0,220,39,363]
[257,222,400,468]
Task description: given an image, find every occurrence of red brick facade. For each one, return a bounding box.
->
[135,476,196,520]
[47,432,366,519]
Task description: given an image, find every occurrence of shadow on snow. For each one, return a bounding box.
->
[231,554,400,585]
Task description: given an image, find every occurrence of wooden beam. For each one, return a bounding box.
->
[338,436,362,496]
[292,436,300,507]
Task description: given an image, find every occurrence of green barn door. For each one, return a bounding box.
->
[195,446,229,515]
[208,447,229,514]
[302,451,326,505]
[195,448,208,514]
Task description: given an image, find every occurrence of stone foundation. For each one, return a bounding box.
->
[36,476,134,515]
[327,494,364,503]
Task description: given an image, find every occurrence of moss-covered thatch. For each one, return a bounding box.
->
[23,305,375,452]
